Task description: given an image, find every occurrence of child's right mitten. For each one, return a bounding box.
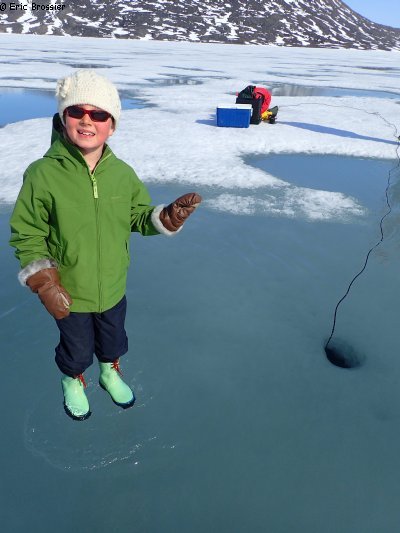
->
[26,268,73,320]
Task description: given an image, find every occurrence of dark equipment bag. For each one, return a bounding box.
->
[236,85,271,125]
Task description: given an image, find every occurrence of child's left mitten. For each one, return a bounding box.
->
[26,268,73,320]
[159,192,202,232]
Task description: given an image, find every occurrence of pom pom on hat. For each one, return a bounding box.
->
[56,70,121,128]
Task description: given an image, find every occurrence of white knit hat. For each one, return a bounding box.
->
[56,70,121,128]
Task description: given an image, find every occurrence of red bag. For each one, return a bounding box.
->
[252,87,272,115]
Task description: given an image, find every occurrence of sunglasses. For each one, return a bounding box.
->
[65,105,112,122]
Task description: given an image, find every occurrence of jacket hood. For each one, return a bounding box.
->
[51,112,64,145]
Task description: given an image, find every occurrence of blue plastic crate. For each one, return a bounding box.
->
[217,104,252,128]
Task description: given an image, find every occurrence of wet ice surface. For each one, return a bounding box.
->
[3,180,400,531]
[2,34,400,533]
[267,82,400,99]
[0,88,145,128]
[4,163,400,531]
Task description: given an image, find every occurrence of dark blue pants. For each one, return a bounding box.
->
[55,296,128,377]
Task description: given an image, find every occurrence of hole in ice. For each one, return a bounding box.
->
[324,339,365,369]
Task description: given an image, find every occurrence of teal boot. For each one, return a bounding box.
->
[98,359,135,409]
[61,374,91,421]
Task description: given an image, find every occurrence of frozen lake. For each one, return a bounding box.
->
[1,34,400,533]
[0,87,146,127]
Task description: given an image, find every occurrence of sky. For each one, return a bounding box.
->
[343,0,400,28]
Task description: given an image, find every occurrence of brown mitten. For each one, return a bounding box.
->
[26,268,72,320]
[159,193,202,232]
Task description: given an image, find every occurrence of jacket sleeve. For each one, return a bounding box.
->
[130,178,159,236]
[130,170,182,237]
[9,169,52,270]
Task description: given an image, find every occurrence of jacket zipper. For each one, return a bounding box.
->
[89,153,111,199]
[91,175,98,198]
[88,153,112,310]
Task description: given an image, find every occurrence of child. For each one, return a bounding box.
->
[9,70,201,421]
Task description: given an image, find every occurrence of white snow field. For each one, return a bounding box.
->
[1,34,400,533]
[1,34,400,219]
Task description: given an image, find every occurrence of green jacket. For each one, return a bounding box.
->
[10,117,159,313]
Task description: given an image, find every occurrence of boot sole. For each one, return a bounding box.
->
[99,382,136,409]
[63,403,91,421]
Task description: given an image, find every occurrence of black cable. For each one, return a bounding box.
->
[281,102,400,349]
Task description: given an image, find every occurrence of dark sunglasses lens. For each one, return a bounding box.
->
[90,111,110,122]
[67,106,85,119]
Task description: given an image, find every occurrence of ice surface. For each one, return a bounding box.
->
[1,34,400,222]
[0,87,146,128]
[1,34,400,533]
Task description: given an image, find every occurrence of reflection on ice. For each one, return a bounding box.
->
[246,154,394,207]
[0,88,56,127]
[146,74,231,86]
[0,88,145,128]
[23,376,159,471]
[1,58,113,70]
[267,82,400,99]
[206,154,393,221]
[206,188,365,221]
